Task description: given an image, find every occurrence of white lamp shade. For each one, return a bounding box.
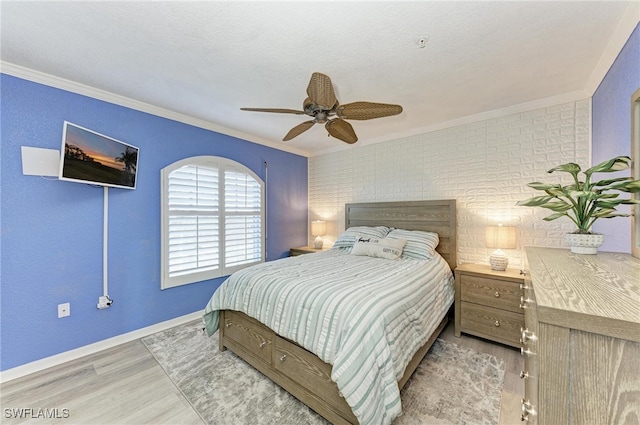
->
[311,220,326,236]
[485,226,516,249]
[485,225,516,271]
[311,220,326,249]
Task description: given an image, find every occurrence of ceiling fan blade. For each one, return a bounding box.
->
[325,119,357,144]
[337,102,403,120]
[241,107,305,115]
[283,121,315,141]
[307,73,337,109]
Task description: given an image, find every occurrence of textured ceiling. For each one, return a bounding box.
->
[1,1,636,156]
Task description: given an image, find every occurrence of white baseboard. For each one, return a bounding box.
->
[0,310,204,383]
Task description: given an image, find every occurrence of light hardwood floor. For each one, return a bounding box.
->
[439,322,525,425]
[1,321,523,425]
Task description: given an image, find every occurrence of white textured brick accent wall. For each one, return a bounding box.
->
[308,100,591,269]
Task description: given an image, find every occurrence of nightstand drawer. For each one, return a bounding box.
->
[460,302,524,347]
[460,274,522,313]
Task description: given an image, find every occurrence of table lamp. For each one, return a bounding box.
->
[311,220,326,249]
[485,225,516,271]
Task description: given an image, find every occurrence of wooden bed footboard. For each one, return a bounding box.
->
[219,309,448,425]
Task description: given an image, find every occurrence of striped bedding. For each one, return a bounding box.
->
[202,248,454,425]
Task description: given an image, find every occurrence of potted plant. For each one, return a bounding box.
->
[516,156,640,254]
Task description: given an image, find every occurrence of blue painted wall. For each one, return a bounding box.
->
[592,23,640,253]
[0,74,308,371]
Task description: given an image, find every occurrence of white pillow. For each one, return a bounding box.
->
[332,226,391,250]
[386,229,439,260]
[350,236,407,260]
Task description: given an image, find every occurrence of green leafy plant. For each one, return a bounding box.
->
[516,156,640,234]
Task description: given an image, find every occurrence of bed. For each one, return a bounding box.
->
[203,200,457,425]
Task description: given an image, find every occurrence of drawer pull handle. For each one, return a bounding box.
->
[494,291,500,298]
[259,341,266,348]
[280,354,287,362]
[519,295,533,309]
[519,370,529,379]
[520,295,534,309]
[519,283,530,290]
[520,328,537,343]
[494,320,500,327]
[521,399,536,421]
[520,347,536,357]
[225,322,232,328]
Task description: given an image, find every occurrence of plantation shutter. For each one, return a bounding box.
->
[224,169,262,270]
[167,165,220,280]
[161,156,265,289]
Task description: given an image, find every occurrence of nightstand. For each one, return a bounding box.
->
[454,263,525,348]
[289,246,329,256]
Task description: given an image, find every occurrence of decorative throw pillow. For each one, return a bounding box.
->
[350,236,407,260]
[386,229,439,260]
[332,226,391,250]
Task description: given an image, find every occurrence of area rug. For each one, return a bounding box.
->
[142,321,504,425]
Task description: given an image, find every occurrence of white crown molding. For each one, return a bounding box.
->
[312,89,590,157]
[0,61,593,160]
[0,310,203,383]
[585,1,640,96]
[0,62,311,158]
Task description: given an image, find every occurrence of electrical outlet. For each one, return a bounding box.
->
[58,303,70,318]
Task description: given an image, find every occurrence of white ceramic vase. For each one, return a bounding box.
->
[564,233,605,254]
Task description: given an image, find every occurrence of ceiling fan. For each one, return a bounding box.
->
[241,72,403,144]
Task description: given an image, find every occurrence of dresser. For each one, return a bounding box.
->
[521,247,640,424]
[454,263,525,348]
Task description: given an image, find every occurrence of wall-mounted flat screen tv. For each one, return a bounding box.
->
[59,122,139,190]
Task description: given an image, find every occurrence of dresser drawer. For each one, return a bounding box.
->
[275,337,353,420]
[460,302,524,347]
[223,311,273,364]
[460,274,522,313]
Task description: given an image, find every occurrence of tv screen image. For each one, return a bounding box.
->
[59,122,139,190]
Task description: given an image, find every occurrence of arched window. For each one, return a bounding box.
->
[161,156,264,289]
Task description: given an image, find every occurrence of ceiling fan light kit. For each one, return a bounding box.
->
[241,72,402,144]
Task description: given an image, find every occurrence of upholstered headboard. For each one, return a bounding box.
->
[344,200,457,269]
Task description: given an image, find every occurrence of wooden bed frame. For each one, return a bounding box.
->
[218,200,457,424]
